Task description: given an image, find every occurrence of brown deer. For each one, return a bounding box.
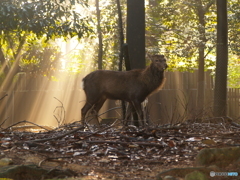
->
[81,55,168,125]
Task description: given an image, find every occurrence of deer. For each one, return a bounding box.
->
[81,55,168,126]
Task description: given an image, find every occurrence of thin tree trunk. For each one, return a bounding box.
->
[195,0,214,115]
[1,35,26,90]
[0,47,9,75]
[116,0,124,72]
[116,0,126,119]
[196,0,206,115]
[96,0,103,69]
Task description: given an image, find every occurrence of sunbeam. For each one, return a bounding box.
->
[0,36,118,128]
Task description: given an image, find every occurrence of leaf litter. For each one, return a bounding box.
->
[0,117,240,179]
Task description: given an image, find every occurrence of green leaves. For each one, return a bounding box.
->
[146,0,240,87]
[0,0,92,40]
[146,0,216,71]
[0,0,94,78]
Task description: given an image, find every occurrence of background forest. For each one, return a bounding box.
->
[0,2,240,179]
[0,0,239,87]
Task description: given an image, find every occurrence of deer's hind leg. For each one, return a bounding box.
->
[81,101,94,126]
[90,97,106,125]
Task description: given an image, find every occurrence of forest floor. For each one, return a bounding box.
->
[0,117,240,180]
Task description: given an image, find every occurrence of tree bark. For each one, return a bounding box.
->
[0,47,9,75]
[116,0,126,119]
[1,35,26,90]
[116,0,124,72]
[196,0,207,114]
[96,0,103,70]
[194,0,215,115]
[214,0,228,116]
[127,0,145,69]
[127,0,145,126]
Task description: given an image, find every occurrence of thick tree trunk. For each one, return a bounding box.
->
[127,0,145,69]
[214,0,228,116]
[127,0,145,126]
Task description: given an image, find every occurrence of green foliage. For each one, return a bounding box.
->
[0,0,93,80]
[64,38,96,73]
[146,0,216,71]
[0,0,92,39]
[146,0,240,87]
[0,0,239,88]
[228,55,240,88]
[65,0,125,72]
[228,0,240,56]
[21,35,61,75]
[91,1,123,70]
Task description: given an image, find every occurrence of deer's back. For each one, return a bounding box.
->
[83,69,149,102]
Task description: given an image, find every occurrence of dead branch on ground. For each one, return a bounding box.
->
[15,106,122,145]
[1,120,52,132]
[0,117,9,128]
[53,97,66,126]
[0,94,8,101]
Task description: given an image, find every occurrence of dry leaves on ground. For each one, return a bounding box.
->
[0,117,240,179]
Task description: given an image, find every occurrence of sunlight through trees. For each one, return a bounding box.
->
[0,0,239,126]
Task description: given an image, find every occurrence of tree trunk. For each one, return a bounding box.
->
[116,0,124,72]
[0,47,9,76]
[196,0,207,115]
[214,0,228,116]
[195,0,215,116]
[127,0,145,126]
[116,0,126,119]
[1,35,26,90]
[127,0,145,69]
[96,0,103,70]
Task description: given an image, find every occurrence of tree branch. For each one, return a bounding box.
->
[203,0,215,13]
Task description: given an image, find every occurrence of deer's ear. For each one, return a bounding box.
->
[150,55,159,62]
[148,55,156,62]
[155,55,164,59]
[147,54,153,60]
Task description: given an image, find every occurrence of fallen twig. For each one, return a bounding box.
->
[86,140,164,148]
[2,120,51,132]
[53,97,66,126]
[15,124,85,145]
[0,117,9,128]
[82,119,120,139]
[0,94,8,101]
[15,107,122,144]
